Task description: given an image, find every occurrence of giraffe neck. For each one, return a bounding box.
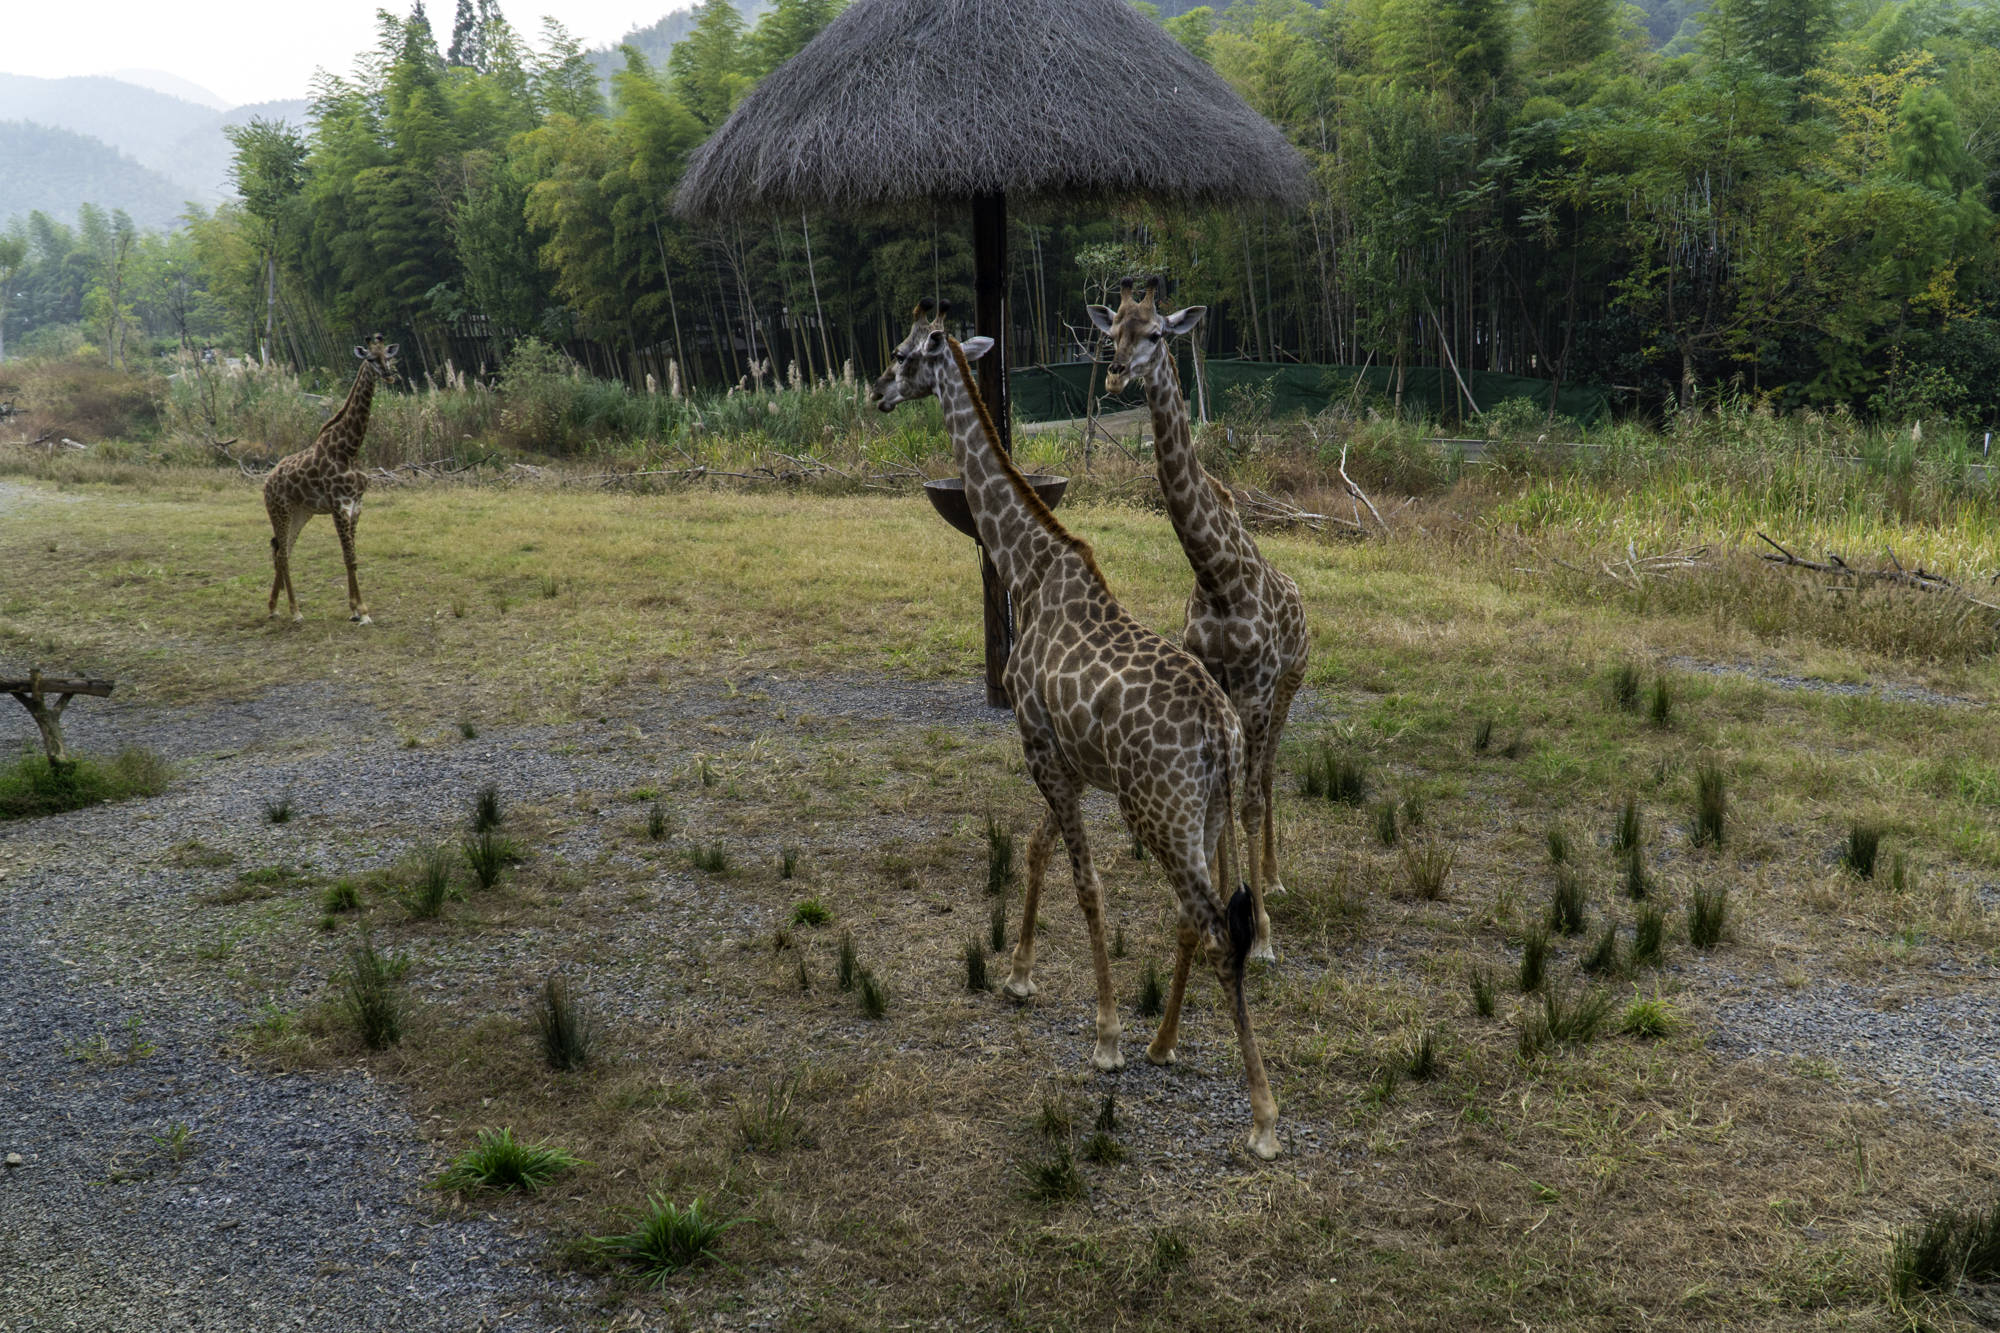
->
[1140,357,1248,599]
[937,343,1089,600]
[319,364,380,464]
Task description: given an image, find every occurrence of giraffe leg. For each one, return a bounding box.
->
[1003,808,1057,1000]
[1260,669,1304,901]
[333,499,371,625]
[1050,791,1120,1071]
[1146,919,1200,1066]
[272,510,308,622]
[1236,704,1277,963]
[1214,944,1280,1160]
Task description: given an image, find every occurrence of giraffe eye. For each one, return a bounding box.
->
[1148,332,1163,342]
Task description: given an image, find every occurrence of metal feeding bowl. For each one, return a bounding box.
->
[923,475,1069,541]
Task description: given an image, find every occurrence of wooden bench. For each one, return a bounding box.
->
[3,670,114,771]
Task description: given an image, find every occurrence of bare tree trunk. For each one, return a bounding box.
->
[801,213,833,380]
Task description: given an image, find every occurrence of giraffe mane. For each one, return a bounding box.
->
[944,335,1110,591]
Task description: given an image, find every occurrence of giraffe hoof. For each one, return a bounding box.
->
[1145,1043,1177,1066]
[1264,880,1290,900]
[1092,1044,1125,1072]
[353,614,373,625]
[1249,940,1278,966]
[1002,977,1037,1002]
[1246,1125,1281,1161]
[291,613,305,623]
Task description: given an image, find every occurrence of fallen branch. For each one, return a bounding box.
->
[1759,530,2000,614]
[1337,443,1387,531]
[1234,485,1364,536]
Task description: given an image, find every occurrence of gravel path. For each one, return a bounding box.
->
[1666,655,1987,709]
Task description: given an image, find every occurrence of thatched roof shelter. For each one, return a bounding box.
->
[674,0,1309,218]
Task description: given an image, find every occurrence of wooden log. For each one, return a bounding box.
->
[3,669,115,771]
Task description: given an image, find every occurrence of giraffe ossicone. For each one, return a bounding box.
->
[873,303,1281,1160]
[1088,279,1312,962]
[261,335,400,625]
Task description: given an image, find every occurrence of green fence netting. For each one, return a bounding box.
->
[1009,355,1611,427]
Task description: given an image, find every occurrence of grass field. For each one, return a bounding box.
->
[4,442,2000,1329]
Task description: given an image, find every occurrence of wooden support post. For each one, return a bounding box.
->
[4,670,115,772]
[972,190,1015,707]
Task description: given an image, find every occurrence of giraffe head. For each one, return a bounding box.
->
[869,299,992,411]
[1087,278,1205,393]
[353,334,403,386]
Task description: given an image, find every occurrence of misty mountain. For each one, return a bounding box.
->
[0,73,307,205]
[588,0,769,79]
[0,120,196,231]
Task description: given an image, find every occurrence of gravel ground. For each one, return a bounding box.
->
[1666,654,1987,709]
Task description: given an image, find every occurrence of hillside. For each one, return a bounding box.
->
[0,119,194,231]
[0,73,308,204]
[588,0,768,78]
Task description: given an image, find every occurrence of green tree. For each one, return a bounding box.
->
[669,0,751,129]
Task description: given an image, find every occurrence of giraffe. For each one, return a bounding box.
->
[263,335,400,624]
[873,299,1280,1160]
[1089,279,1310,963]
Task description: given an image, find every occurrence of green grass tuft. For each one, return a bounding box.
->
[1647,676,1673,727]
[1470,967,1496,1018]
[963,937,990,992]
[1631,901,1667,968]
[1137,958,1164,1017]
[989,897,1007,954]
[471,782,503,833]
[321,879,363,914]
[596,1194,742,1286]
[338,937,409,1049]
[1583,920,1623,976]
[436,1127,582,1193]
[736,1071,810,1153]
[985,815,1014,895]
[1472,718,1494,753]
[779,845,799,879]
[0,748,172,821]
[1372,799,1400,847]
[1021,1140,1088,1204]
[836,932,858,992]
[689,843,730,875]
[1887,1197,2000,1305]
[645,802,669,841]
[1548,867,1589,936]
[1842,824,1881,879]
[1622,846,1650,900]
[1546,824,1571,865]
[1612,794,1643,854]
[1404,1029,1438,1081]
[1693,761,1728,848]
[1518,925,1550,993]
[1300,744,1368,804]
[263,792,293,824]
[395,844,458,919]
[1689,883,1730,949]
[463,828,516,892]
[857,969,887,1019]
[1611,662,1642,711]
[1620,993,1677,1038]
[532,972,598,1072]
[1400,841,1453,900]
[791,897,831,927]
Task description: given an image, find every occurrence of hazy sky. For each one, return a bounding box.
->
[1,0,680,108]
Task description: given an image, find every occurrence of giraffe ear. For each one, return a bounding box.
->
[384,344,399,359]
[1085,305,1116,335]
[922,329,949,356]
[1162,306,1207,337]
[353,345,368,360]
[958,336,994,362]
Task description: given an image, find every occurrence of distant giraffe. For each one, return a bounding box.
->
[874,299,1281,1160]
[1090,280,1309,962]
[263,336,399,623]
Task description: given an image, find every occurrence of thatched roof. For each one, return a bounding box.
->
[675,0,1309,219]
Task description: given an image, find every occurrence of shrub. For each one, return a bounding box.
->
[1842,824,1881,879]
[596,1194,743,1285]
[1693,762,1727,847]
[1548,867,1589,936]
[532,973,597,1072]
[0,748,171,820]
[338,938,409,1049]
[436,1127,581,1193]
[1689,884,1730,949]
